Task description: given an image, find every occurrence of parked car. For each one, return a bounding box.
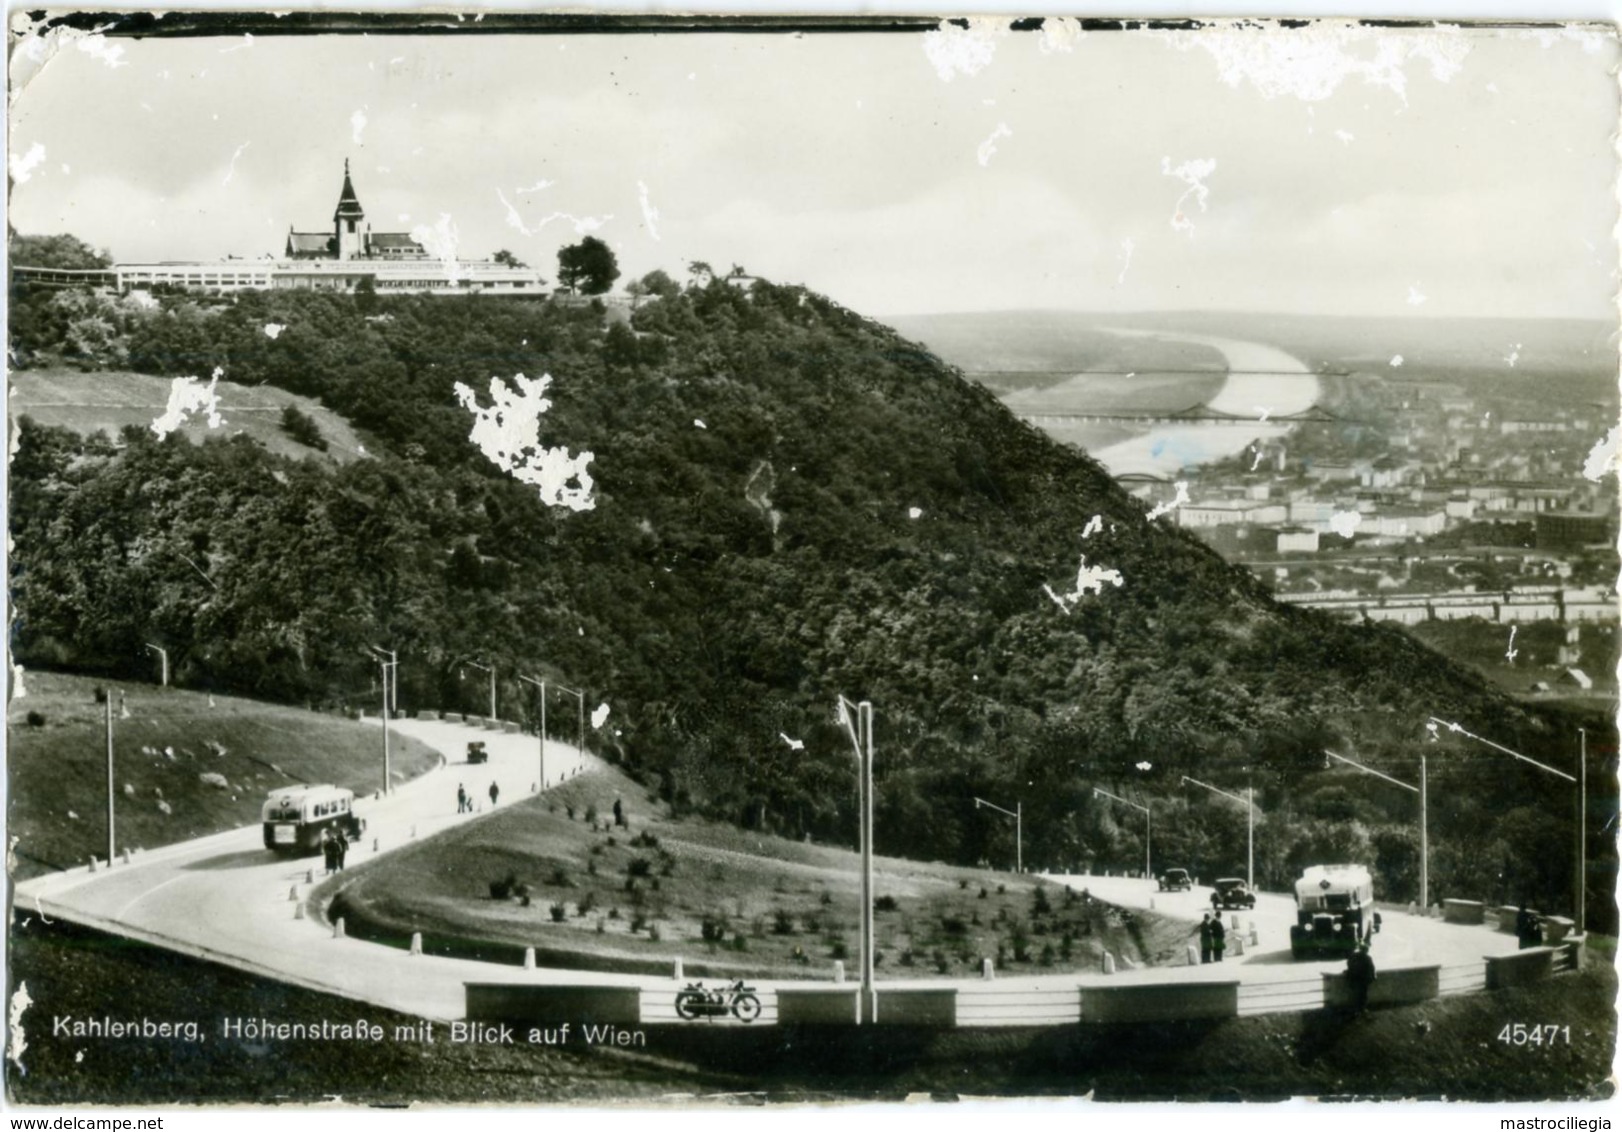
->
[1158,868,1192,892]
[467,741,488,764]
[1212,877,1257,910]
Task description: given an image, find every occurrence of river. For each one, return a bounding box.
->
[1088,328,1321,479]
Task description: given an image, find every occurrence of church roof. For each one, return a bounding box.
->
[333,160,365,221]
[287,232,334,254]
[366,232,422,250]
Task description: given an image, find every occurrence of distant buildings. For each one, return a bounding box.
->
[13,161,548,298]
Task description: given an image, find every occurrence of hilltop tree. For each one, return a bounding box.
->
[10,232,112,270]
[556,236,619,296]
[626,268,678,306]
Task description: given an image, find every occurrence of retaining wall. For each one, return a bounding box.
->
[1081,980,1238,1024]
[777,987,859,1025]
[1321,964,1439,1009]
[465,983,641,1025]
[1443,899,1485,925]
[1485,947,1554,990]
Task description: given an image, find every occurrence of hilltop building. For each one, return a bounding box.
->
[14,161,546,298]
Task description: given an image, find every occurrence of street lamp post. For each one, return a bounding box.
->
[1181,775,1254,889]
[465,660,496,722]
[144,643,169,687]
[518,674,546,788]
[1325,748,1427,909]
[836,695,876,1025]
[105,687,116,863]
[1093,787,1151,879]
[555,685,586,758]
[1428,715,1579,923]
[368,647,397,795]
[974,796,1022,875]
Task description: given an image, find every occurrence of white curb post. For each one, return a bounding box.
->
[306,869,315,884]
[1186,943,1199,965]
[1103,952,1116,974]
[88,857,98,873]
[981,958,995,981]
[833,961,845,983]
[287,886,299,902]
[294,903,305,920]
[523,948,536,970]
[673,959,684,981]
[410,932,422,956]
[333,917,345,939]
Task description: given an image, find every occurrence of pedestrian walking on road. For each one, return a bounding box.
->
[1210,915,1227,962]
[320,829,337,876]
[335,828,349,871]
[1197,912,1213,964]
[489,781,500,808]
[457,784,468,814]
[1516,904,1541,950]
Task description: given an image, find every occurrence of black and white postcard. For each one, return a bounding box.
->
[5,10,1618,1121]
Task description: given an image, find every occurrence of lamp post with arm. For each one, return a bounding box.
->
[1092,787,1151,880]
[974,796,1022,875]
[1325,749,1427,910]
[519,674,546,789]
[1180,775,1254,889]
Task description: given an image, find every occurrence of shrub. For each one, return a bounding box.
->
[874,951,886,969]
[280,403,329,451]
[547,867,572,888]
[586,859,598,876]
[606,836,617,848]
[565,804,576,820]
[631,831,660,849]
[819,891,833,906]
[93,687,107,704]
[585,804,599,824]
[899,949,916,967]
[577,892,597,917]
[730,933,748,952]
[829,938,849,960]
[701,916,728,943]
[1033,886,1052,916]
[940,915,967,936]
[932,950,949,974]
[630,911,648,933]
[978,887,988,900]
[873,895,898,913]
[958,879,969,890]
[627,856,653,879]
[24,711,44,728]
[772,908,795,935]
[660,857,676,878]
[1039,943,1056,967]
[648,923,661,942]
[608,907,621,920]
[997,884,1006,895]
[549,902,567,923]
[489,873,518,900]
[596,917,607,934]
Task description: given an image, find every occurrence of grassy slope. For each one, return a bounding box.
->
[9,912,1612,1104]
[8,369,369,462]
[6,671,440,878]
[324,763,1188,980]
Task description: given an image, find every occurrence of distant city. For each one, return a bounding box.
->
[898,312,1620,703]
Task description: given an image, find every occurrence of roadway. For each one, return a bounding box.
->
[16,720,1526,1026]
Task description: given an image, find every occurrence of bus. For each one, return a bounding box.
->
[261,784,366,855]
[1289,864,1378,959]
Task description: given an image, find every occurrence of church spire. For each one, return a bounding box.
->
[334,159,365,222]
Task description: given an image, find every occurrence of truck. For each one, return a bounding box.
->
[1289,864,1378,959]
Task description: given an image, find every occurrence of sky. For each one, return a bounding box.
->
[7,18,1620,320]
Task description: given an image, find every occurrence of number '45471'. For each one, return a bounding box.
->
[1498,1023,1571,1046]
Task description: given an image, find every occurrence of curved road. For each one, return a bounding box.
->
[16,722,1525,1026]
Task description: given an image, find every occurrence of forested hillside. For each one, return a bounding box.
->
[8,272,1609,919]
